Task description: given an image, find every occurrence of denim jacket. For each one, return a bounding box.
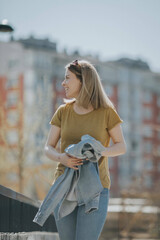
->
[33,135,106,226]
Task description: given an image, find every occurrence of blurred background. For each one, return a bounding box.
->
[0,0,160,239]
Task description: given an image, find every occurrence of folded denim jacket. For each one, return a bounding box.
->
[33,135,106,226]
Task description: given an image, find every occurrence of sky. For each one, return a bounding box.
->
[1,0,160,72]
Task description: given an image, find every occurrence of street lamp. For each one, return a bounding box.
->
[0,19,14,32]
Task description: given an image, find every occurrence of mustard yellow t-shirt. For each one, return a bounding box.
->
[49,102,123,189]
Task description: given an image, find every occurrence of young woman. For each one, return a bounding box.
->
[44,59,126,240]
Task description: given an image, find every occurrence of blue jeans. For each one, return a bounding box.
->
[54,188,109,240]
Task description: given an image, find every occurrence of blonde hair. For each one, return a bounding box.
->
[64,59,115,110]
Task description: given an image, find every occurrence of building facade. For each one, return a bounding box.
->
[0,37,160,197]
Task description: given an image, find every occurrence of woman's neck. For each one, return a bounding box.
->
[73,101,94,114]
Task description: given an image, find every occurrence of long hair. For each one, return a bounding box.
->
[64,59,115,109]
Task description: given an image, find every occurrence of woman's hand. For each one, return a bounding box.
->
[59,153,84,170]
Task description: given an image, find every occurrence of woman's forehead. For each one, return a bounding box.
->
[65,69,73,76]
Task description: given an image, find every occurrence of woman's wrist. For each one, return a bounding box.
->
[101,148,108,157]
[57,153,64,163]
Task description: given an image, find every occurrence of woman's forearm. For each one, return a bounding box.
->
[44,145,63,163]
[101,142,126,157]
[44,145,84,170]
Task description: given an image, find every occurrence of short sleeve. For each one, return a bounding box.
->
[49,105,64,127]
[107,107,123,131]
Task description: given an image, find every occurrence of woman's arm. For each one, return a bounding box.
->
[44,125,62,161]
[101,123,127,157]
[44,125,83,170]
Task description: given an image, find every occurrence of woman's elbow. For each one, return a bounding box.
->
[122,141,127,154]
[44,144,49,156]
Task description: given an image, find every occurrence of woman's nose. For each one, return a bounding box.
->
[62,80,66,86]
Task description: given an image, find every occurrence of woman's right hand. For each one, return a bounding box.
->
[59,153,84,170]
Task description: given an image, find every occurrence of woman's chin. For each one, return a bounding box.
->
[65,93,73,99]
[65,93,69,98]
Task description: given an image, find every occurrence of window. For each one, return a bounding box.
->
[157,112,160,123]
[143,141,152,154]
[24,90,34,105]
[6,130,19,145]
[145,159,153,170]
[8,59,19,69]
[131,140,138,150]
[6,92,19,107]
[143,91,153,103]
[56,80,63,91]
[144,175,153,188]
[157,146,160,157]
[34,54,51,69]
[55,96,63,107]
[158,162,160,171]
[158,131,160,140]
[157,96,160,107]
[104,84,114,97]
[142,125,153,137]
[143,107,152,120]
[7,111,19,126]
[5,77,19,89]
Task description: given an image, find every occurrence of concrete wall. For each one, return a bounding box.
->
[0,232,59,240]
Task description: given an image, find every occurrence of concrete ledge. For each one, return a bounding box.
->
[0,185,40,208]
[0,232,59,240]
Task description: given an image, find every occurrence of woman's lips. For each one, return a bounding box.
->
[64,88,69,92]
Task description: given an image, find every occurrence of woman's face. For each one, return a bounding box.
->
[62,69,82,99]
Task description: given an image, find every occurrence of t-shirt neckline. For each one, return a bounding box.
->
[71,102,95,116]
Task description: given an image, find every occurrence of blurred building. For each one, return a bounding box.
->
[0,36,160,197]
[99,59,160,195]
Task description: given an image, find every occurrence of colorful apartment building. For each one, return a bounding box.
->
[0,37,160,197]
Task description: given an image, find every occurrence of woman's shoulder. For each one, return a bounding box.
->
[97,106,120,119]
[97,105,114,113]
[57,101,74,112]
[58,103,67,109]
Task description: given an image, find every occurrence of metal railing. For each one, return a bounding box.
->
[0,185,57,233]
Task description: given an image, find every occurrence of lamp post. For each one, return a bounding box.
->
[0,19,14,32]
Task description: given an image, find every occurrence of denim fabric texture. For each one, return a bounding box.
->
[56,188,109,240]
[65,134,106,162]
[33,135,106,226]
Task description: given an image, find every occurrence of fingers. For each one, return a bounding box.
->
[73,166,79,170]
[66,155,90,170]
[67,154,88,162]
[72,160,83,168]
[71,163,80,170]
[68,156,82,161]
[72,159,83,164]
[68,156,83,163]
[70,158,83,170]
